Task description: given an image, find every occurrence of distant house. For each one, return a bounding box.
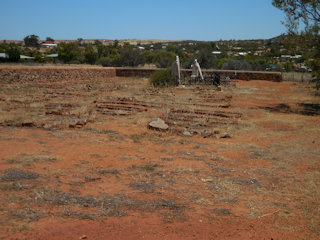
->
[46,53,58,63]
[238,52,248,56]
[138,46,145,50]
[281,55,291,60]
[300,65,312,72]
[46,54,58,58]
[292,55,302,59]
[19,55,34,62]
[281,55,301,60]
[42,41,57,48]
[0,53,8,58]
[212,51,222,55]
[20,55,35,60]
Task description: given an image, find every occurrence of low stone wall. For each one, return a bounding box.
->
[0,66,116,82]
[0,65,282,82]
[115,68,282,82]
[115,68,156,78]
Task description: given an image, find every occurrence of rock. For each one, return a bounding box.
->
[21,122,35,127]
[201,178,213,182]
[183,130,193,136]
[76,120,86,126]
[200,129,212,138]
[148,118,168,131]
[221,133,231,138]
[79,235,87,239]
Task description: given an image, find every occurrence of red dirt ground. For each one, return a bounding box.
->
[0,70,319,239]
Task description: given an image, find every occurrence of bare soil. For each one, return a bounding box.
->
[0,69,319,239]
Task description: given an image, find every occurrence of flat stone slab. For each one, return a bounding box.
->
[148,118,169,131]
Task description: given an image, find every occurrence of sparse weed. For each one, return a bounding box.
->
[7,153,59,166]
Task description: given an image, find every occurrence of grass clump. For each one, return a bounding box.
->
[7,153,59,166]
[143,164,159,171]
[1,169,40,181]
[150,68,177,87]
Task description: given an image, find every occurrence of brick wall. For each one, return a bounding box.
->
[0,66,116,82]
[115,68,282,82]
[0,66,282,82]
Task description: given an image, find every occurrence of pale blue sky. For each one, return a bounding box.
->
[0,0,286,41]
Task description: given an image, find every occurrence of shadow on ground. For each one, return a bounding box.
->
[260,103,320,116]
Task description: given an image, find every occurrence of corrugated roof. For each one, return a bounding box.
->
[46,54,58,58]
[0,53,8,58]
[20,55,34,59]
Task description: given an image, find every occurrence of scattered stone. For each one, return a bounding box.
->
[200,129,212,138]
[84,176,101,182]
[98,169,119,175]
[79,235,87,239]
[76,120,86,127]
[148,118,168,131]
[201,178,213,183]
[160,157,173,161]
[221,133,231,138]
[21,122,35,127]
[213,208,231,216]
[2,122,36,127]
[213,129,220,134]
[182,130,193,136]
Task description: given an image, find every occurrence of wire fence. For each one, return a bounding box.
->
[282,72,313,82]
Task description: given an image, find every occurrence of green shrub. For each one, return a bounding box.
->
[34,54,44,63]
[150,68,177,87]
[98,57,113,67]
[154,51,176,68]
[6,46,20,62]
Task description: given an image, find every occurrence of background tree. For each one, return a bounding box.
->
[113,40,119,48]
[196,49,217,69]
[144,51,156,64]
[24,34,40,47]
[77,38,83,46]
[272,0,319,31]
[46,37,54,42]
[58,42,83,63]
[84,44,98,64]
[222,59,252,70]
[98,56,113,67]
[154,51,176,68]
[119,45,145,67]
[6,46,20,62]
[272,0,320,88]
